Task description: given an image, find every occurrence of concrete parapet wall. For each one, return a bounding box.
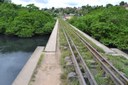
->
[70,24,114,54]
[45,19,58,52]
[12,46,44,85]
[111,48,128,59]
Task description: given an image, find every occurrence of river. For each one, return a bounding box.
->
[0,35,49,85]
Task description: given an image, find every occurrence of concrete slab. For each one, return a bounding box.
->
[45,20,58,52]
[12,46,44,85]
[70,24,115,54]
[111,48,128,59]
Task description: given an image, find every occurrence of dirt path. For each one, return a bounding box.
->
[30,20,61,85]
[31,47,61,85]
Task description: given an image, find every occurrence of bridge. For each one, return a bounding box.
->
[12,19,128,85]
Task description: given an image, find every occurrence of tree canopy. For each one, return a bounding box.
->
[69,6,128,50]
[0,3,55,37]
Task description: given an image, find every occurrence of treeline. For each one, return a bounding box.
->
[43,5,97,17]
[69,6,128,50]
[0,3,55,37]
[43,1,128,17]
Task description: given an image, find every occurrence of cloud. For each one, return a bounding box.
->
[21,0,30,2]
[35,0,48,4]
[12,0,128,8]
[67,2,78,6]
[64,0,82,7]
[19,0,48,3]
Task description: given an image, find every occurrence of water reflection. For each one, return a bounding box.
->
[0,35,49,53]
[0,35,49,85]
[0,52,31,85]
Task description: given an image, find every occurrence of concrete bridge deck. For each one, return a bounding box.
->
[111,48,128,59]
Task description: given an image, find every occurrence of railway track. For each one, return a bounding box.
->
[61,21,128,85]
[59,19,128,85]
[72,27,128,85]
[62,27,98,85]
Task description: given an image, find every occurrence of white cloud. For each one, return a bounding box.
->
[11,0,128,8]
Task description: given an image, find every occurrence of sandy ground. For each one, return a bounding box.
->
[31,47,61,85]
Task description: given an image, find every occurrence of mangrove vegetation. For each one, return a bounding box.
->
[69,5,128,50]
[0,2,55,37]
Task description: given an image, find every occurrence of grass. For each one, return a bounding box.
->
[95,70,114,85]
[37,53,44,66]
[106,55,128,78]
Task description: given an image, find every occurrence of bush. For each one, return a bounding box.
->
[0,3,55,37]
[69,6,128,50]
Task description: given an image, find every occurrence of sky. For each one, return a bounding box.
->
[11,0,128,8]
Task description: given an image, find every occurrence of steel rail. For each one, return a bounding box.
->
[73,29,128,85]
[64,26,123,85]
[62,27,87,85]
[67,32,98,85]
[62,24,98,85]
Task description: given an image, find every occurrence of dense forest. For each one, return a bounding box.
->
[0,2,55,37]
[69,5,128,50]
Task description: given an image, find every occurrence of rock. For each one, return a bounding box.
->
[68,72,76,79]
[64,56,71,62]
[63,46,68,50]
[65,56,73,66]
[66,61,73,66]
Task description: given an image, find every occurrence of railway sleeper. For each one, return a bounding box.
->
[84,72,96,85]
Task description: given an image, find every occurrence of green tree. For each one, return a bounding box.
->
[120,1,125,6]
[0,0,4,2]
[26,4,39,11]
[69,6,128,50]
[0,2,55,37]
[106,4,113,8]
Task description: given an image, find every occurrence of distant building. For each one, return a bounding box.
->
[65,15,72,20]
[64,13,74,20]
[123,4,128,10]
